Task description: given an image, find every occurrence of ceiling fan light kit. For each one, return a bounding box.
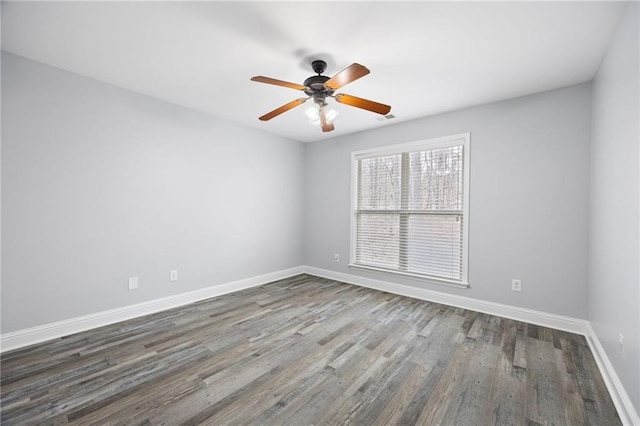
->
[251,60,391,133]
[304,103,339,127]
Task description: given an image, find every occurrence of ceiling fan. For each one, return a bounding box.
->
[251,60,391,133]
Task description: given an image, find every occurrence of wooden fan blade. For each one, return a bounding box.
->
[334,93,391,115]
[319,106,335,132]
[251,76,307,91]
[258,98,308,121]
[325,63,370,90]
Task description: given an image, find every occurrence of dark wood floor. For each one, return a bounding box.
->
[1,274,620,425]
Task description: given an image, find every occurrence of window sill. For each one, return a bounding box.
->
[348,264,470,289]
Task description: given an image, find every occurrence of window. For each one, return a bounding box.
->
[350,133,470,287]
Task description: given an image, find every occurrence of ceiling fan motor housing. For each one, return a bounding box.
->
[303,75,333,96]
[305,60,334,102]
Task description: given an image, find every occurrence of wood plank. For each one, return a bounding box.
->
[525,337,566,424]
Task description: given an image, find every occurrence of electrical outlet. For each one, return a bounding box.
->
[170,270,178,282]
[512,279,522,292]
[334,253,340,262]
[619,333,624,358]
[128,276,138,290]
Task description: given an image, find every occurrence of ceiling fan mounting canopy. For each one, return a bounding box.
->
[250,59,391,133]
[311,60,327,74]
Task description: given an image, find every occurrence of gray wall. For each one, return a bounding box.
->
[589,2,640,413]
[304,83,592,319]
[1,52,305,333]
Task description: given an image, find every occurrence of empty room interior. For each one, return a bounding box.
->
[1,1,639,425]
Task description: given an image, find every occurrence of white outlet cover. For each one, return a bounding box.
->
[170,270,178,281]
[619,333,624,357]
[512,279,522,292]
[128,276,138,290]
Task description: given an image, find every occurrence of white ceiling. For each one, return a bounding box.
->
[1,1,627,143]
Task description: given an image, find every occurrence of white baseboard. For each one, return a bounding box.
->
[303,266,589,335]
[585,324,640,426]
[0,266,304,353]
[303,265,639,425]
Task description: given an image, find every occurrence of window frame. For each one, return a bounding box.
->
[349,133,471,288]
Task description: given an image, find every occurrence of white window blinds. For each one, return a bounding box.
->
[351,134,469,285]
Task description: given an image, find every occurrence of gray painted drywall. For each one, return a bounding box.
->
[304,83,592,319]
[589,2,640,413]
[1,52,305,333]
